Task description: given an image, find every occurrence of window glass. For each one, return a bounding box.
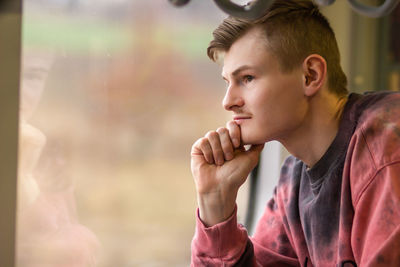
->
[17,1,247,266]
[387,4,400,91]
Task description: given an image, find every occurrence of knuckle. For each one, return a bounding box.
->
[216,127,228,134]
[227,120,236,128]
[192,138,201,148]
[205,130,217,138]
[227,122,239,135]
[191,143,196,151]
[199,137,209,147]
[194,137,203,145]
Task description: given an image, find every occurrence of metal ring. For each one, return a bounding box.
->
[347,0,400,18]
[313,0,336,6]
[212,0,274,20]
[168,0,191,7]
[168,0,400,19]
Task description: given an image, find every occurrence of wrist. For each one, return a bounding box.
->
[197,190,237,227]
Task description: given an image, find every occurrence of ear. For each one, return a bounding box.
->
[302,54,327,97]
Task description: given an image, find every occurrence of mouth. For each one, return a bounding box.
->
[233,116,251,125]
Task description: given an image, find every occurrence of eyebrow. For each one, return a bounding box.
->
[221,65,256,80]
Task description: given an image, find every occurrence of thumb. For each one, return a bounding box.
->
[231,143,264,184]
[244,143,265,165]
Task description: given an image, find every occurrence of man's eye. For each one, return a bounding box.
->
[243,75,254,83]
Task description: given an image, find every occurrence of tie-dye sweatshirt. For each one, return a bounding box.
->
[191,91,400,267]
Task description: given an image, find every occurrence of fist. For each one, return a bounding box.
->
[191,121,264,195]
[190,121,264,226]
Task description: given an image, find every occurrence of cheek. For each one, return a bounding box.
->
[276,96,308,132]
[273,79,306,119]
[255,91,306,138]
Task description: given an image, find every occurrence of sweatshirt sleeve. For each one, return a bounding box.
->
[190,206,256,267]
[191,156,302,266]
[351,162,400,266]
[191,195,301,266]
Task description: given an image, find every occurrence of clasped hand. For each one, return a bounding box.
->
[191,120,264,226]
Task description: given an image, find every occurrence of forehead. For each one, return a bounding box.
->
[222,27,277,76]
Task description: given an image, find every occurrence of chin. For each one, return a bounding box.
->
[241,130,273,145]
[241,135,266,146]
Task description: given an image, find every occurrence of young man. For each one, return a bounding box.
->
[190,0,400,266]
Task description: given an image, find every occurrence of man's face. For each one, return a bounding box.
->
[222,27,308,145]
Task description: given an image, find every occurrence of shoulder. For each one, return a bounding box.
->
[347,91,400,204]
[355,91,400,168]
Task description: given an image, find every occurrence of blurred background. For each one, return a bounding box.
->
[13,0,400,266]
[17,1,229,266]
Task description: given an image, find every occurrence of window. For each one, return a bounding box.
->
[377,4,400,91]
[349,0,400,93]
[16,1,237,266]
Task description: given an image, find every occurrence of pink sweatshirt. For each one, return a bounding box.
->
[191,92,400,266]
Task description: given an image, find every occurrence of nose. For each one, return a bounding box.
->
[222,85,244,111]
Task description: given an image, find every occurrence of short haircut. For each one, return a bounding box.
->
[207,0,348,96]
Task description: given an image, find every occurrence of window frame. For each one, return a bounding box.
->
[0,1,22,266]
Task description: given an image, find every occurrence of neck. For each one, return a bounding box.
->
[279,92,348,168]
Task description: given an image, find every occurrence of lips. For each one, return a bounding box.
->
[233,115,251,125]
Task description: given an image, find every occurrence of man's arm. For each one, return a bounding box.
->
[351,162,400,266]
[190,120,263,227]
[190,121,300,266]
[191,206,256,266]
[190,120,262,266]
[191,182,301,267]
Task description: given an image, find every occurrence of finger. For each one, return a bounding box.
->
[206,131,224,166]
[216,127,234,161]
[226,120,241,148]
[191,138,214,164]
[199,138,215,164]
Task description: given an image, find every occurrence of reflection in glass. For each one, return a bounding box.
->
[388,4,400,91]
[17,0,233,266]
